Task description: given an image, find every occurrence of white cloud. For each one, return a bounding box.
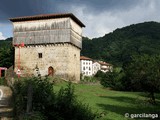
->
[0,32,6,40]
[68,0,160,38]
[1,0,160,39]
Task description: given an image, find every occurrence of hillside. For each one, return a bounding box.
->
[0,37,14,68]
[1,22,160,67]
[0,37,12,47]
[81,21,160,66]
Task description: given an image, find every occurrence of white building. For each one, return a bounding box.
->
[80,56,93,76]
[99,61,113,73]
[80,56,113,76]
[92,61,101,75]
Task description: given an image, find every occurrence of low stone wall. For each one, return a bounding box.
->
[0,86,13,119]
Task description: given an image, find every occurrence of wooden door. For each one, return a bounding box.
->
[48,66,54,76]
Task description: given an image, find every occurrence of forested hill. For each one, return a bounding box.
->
[1,22,160,67]
[81,21,160,66]
[0,37,14,68]
[0,37,12,47]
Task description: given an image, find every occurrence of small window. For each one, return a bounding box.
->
[38,53,42,58]
[83,67,85,70]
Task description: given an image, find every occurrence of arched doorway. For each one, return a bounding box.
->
[48,66,54,76]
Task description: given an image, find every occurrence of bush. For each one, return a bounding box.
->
[94,70,105,79]
[100,71,118,88]
[12,77,54,119]
[0,77,7,86]
[52,82,97,120]
[12,77,97,120]
[20,112,46,120]
[81,76,98,83]
[97,69,128,91]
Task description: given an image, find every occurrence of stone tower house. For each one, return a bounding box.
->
[10,13,85,82]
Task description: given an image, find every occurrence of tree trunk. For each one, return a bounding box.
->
[26,84,33,113]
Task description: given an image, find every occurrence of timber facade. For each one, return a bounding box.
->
[10,13,85,82]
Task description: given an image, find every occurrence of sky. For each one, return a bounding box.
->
[0,0,160,40]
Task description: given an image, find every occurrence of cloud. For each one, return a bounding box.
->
[0,0,52,23]
[0,0,160,38]
[0,32,6,40]
[67,0,160,38]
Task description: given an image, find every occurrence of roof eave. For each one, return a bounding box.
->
[9,13,85,27]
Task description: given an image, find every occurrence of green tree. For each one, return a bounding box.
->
[97,68,127,91]
[0,38,14,68]
[13,77,97,120]
[81,22,160,67]
[124,54,160,104]
[0,46,14,68]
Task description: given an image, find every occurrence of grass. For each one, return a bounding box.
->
[54,81,160,120]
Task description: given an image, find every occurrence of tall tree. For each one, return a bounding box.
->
[0,38,14,68]
[124,54,160,104]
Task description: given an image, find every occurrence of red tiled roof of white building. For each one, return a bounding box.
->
[80,56,92,60]
[98,61,112,66]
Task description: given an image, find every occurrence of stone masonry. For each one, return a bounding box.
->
[10,13,85,82]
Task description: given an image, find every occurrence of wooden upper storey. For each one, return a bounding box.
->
[10,13,85,49]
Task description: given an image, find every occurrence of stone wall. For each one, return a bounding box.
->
[14,43,80,82]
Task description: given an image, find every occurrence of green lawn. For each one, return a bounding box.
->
[54,82,160,120]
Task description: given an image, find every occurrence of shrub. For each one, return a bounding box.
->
[12,77,54,119]
[98,69,128,91]
[12,77,97,120]
[52,82,97,120]
[99,71,118,88]
[94,70,105,79]
[81,76,98,83]
[0,77,7,85]
[19,112,46,120]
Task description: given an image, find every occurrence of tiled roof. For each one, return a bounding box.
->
[80,56,92,60]
[98,61,111,66]
[9,13,85,27]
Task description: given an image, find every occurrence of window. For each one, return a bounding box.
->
[83,67,85,70]
[38,53,42,58]
[89,67,91,70]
